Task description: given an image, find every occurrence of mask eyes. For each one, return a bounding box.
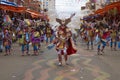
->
[62,20,65,24]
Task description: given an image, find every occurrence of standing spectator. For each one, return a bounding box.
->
[118,31,120,49]
[45,23,53,45]
[3,29,12,56]
[19,28,30,56]
[31,28,40,56]
[110,28,117,50]
[0,14,4,52]
[0,30,3,52]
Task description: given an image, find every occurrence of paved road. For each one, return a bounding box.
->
[0,41,120,80]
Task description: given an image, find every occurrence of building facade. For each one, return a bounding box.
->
[40,0,49,10]
[8,0,41,11]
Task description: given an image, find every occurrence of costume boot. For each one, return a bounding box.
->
[58,54,62,66]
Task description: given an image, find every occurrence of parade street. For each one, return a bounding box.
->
[0,0,120,80]
[0,41,120,80]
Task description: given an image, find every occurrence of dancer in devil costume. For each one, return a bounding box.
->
[53,13,77,66]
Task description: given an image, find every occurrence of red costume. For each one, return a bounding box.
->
[54,13,77,65]
[55,26,77,55]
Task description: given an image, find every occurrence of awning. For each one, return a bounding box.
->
[94,9,105,14]
[104,1,120,11]
[94,1,120,15]
[0,4,26,12]
[26,9,44,18]
[25,9,49,20]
